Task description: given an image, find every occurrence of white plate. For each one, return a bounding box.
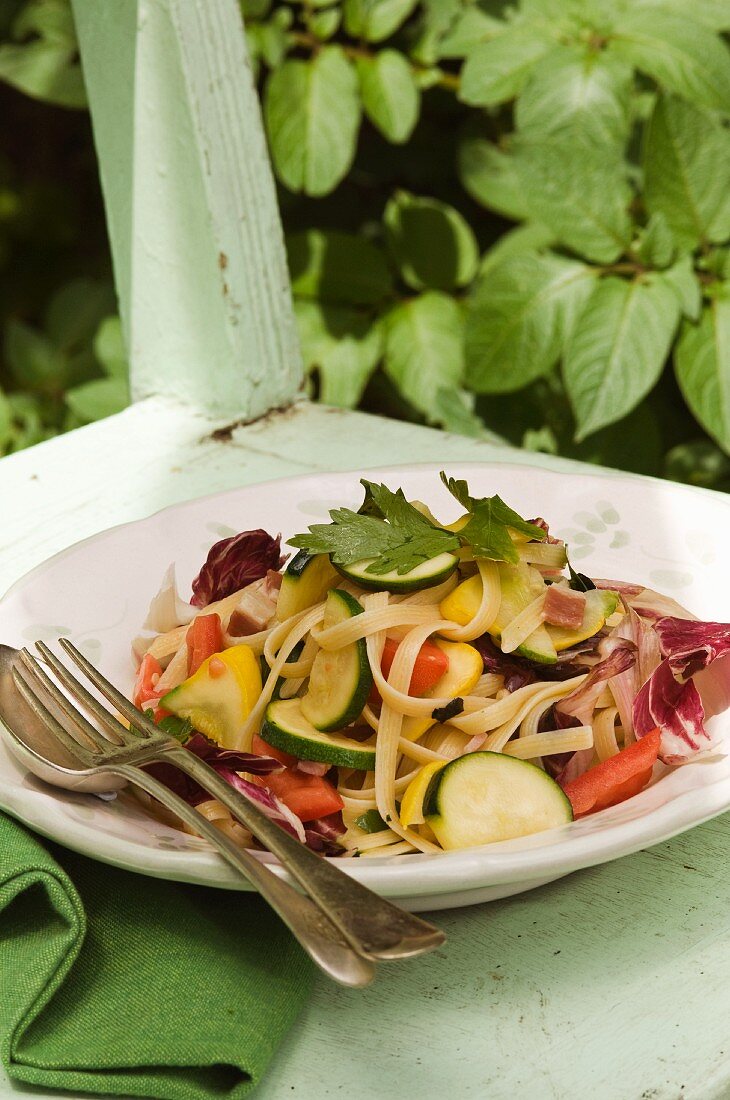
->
[1,461,729,912]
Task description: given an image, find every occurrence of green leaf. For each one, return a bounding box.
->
[264,47,361,196]
[674,294,730,453]
[0,39,85,107]
[438,7,503,59]
[513,135,632,263]
[429,386,491,439]
[295,301,383,408]
[287,230,393,306]
[93,317,128,378]
[241,0,273,18]
[465,251,594,394]
[357,51,420,144]
[64,377,130,423]
[5,320,66,392]
[0,0,85,107]
[611,9,730,111]
[635,213,675,270]
[478,223,556,279]
[643,93,730,252]
[384,292,464,414]
[306,7,341,39]
[401,0,460,65]
[516,46,632,151]
[343,0,419,43]
[384,191,478,291]
[660,254,702,321]
[457,132,529,221]
[460,26,558,107]
[633,0,730,32]
[291,484,459,576]
[246,16,291,68]
[355,808,387,833]
[45,278,117,350]
[564,275,681,440]
[665,440,730,491]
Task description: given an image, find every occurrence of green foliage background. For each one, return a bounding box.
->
[1,0,730,492]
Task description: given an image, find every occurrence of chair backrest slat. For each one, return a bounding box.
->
[71,0,303,419]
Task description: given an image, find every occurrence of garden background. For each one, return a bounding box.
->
[1,0,729,491]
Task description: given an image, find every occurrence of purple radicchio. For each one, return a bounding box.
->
[472,633,602,693]
[552,638,637,786]
[191,529,286,607]
[145,733,283,807]
[634,617,730,763]
[304,811,346,854]
[606,602,662,739]
[219,769,306,842]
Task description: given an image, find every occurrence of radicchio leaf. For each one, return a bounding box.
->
[304,811,346,854]
[606,603,661,738]
[634,616,730,763]
[191,529,286,607]
[553,638,636,786]
[218,769,306,842]
[555,638,637,729]
[472,634,601,693]
[145,733,283,807]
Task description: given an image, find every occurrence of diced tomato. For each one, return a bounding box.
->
[562,728,661,817]
[186,613,223,675]
[133,653,163,709]
[252,732,297,768]
[256,768,344,822]
[369,637,449,708]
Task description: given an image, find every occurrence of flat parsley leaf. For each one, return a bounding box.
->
[440,471,546,561]
[290,483,459,575]
[290,474,543,575]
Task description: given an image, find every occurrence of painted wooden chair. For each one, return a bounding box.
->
[1,1,728,1096]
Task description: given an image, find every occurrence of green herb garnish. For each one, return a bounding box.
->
[289,472,544,574]
[355,809,388,833]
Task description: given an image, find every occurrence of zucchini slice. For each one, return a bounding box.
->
[300,589,372,731]
[276,550,339,622]
[490,563,557,665]
[335,551,458,593]
[261,698,376,770]
[424,751,573,850]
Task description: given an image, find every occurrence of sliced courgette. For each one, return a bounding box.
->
[300,588,372,731]
[276,550,339,622]
[424,750,573,850]
[335,551,458,593]
[261,697,376,769]
[489,563,556,664]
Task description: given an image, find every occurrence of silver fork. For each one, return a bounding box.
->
[7,640,445,981]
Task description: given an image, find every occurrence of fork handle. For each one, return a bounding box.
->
[107,763,375,988]
[156,744,445,961]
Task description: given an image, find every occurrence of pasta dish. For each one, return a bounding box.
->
[130,473,730,858]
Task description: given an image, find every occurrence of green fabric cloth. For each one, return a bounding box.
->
[0,813,313,1099]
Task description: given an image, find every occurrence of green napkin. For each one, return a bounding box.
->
[0,813,313,1099]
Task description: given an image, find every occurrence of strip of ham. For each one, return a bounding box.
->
[543,585,586,630]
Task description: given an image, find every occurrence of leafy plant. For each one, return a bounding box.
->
[2,0,730,497]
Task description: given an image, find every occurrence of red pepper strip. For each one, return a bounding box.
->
[253,732,297,769]
[562,728,661,817]
[186,613,224,676]
[133,653,163,709]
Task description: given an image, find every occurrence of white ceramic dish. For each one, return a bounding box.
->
[1,461,729,911]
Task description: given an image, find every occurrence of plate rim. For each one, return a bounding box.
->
[2,458,730,902]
